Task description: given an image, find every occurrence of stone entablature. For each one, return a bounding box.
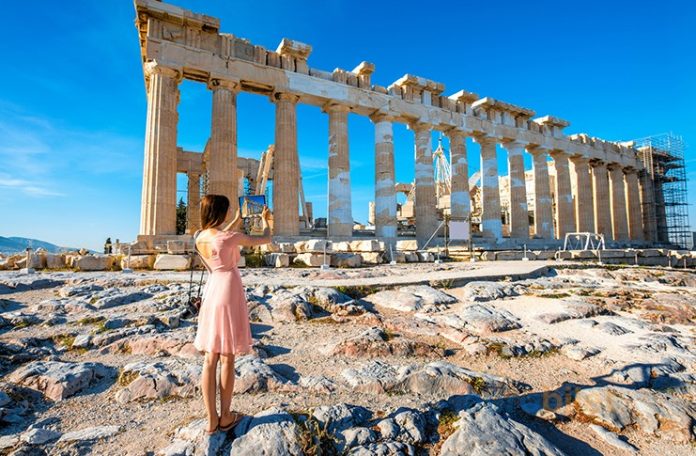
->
[134,0,641,170]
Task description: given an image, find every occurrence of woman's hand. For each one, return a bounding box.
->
[261,206,272,224]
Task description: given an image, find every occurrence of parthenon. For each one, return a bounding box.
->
[133,0,660,251]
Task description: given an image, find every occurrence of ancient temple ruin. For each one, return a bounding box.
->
[133,0,666,251]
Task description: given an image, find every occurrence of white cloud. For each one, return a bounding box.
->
[0,173,65,198]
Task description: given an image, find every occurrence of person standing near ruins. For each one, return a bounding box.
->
[193,194,272,433]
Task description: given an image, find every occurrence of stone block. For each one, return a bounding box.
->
[385,251,406,263]
[480,251,495,261]
[404,252,419,262]
[638,249,662,257]
[16,253,45,269]
[277,242,296,253]
[295,239,332,253]
[533,250,556,260]
[556,251,572,260]
[153,254,190,271]
[350,240,383,252]
[417,252,435,262]
[396,240,419,251]
[332,241,352,252]
[294,252,327,267]
[75,255,114,271]
[0,255,17,270]
[264,253,290,268]
[637,256,670,267]
[360,252,384,264]
[331,253,362,268]
[570,250,596,259]
[121,255,155,270]
[44,253,66,269]
[259,243,280,253]
[599,249,630,259]
[237,256,246,268]
[166,240,188,254]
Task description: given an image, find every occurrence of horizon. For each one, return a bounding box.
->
[1,0,695,250]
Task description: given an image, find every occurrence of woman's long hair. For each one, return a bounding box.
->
[200,194,230,229]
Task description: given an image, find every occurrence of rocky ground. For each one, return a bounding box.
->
[0,262,694,455]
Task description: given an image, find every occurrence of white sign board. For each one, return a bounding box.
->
[449,221,469,240]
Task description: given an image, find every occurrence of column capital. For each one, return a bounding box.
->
[606,162,623,171]
[322,101,351,114]
[589,158,606,168]
[623,166,638,174]
[472,133,496,146]
[207,78,239,92]
[144,61,182,82]
[548,149,569,159]
[527,145,549,157]
[369,110,395,123]
[501,139,527,150]
[272,91,300,104]
[444,128,467,140]
[407,121,431,133]
[569,155,591,165]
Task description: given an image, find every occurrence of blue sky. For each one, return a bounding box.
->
[1,0,695,250]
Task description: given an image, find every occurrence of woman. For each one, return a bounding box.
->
[193,194,272,434]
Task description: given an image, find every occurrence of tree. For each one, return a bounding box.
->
[176,198,187,235]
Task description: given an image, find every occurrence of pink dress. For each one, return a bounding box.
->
[194,231,253,355]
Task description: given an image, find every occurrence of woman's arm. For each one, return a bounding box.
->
[235,206,273,247]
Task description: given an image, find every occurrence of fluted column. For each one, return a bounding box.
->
[412,123,437,246]
[503,141,529,239]
[474,136,502,239]
[529,148,553,239]
[446,130,471,224]
[186,172,201,233]
[608,164,629,241]
[139,62,181,236]
[569,156,594,232]
[371,112,397,239]
[207,79,239,214]
[273,92,300,236]
[638,169,657,243]
[325,102,352,237]
[624,169,643,241]
[550,150,575,239]
[591,161,613,240]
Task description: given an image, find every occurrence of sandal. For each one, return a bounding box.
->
[219,412,243,432]
[206,417,219,435]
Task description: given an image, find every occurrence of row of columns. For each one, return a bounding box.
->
[139,62,649,246]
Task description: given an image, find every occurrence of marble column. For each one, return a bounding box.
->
[591,161,613,240]
[476,136,502,239]
[207,79,239,214]
[412,123,437,246]
[550,151,575,239]
[569,156,594,233]
[624,169,643,241]
[608,164,629,241]
[529,148,553,239]
[446,130,471,224]
[503,141,529,239]
[325,102,352,237]
[186,172,201,233]
[638,169,657,243]
[371,112,397,239]
[273,92,300,236]
[139,62,181,236]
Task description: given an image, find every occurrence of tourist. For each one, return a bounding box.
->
[193,194,272,434]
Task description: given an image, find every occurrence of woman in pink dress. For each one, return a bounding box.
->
[193,194,272,434]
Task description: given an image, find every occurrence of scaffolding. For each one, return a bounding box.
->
[633,133,690,248]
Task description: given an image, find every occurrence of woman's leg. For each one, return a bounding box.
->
[202,351,220,430]
[219,354,236,424]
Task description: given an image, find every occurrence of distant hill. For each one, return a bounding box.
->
[0,236,82,255]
